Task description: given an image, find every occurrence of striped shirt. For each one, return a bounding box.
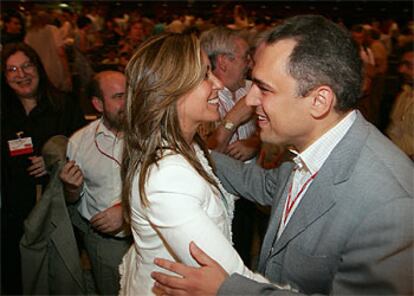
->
[217,80,257,144]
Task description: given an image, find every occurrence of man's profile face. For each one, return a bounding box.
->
[246,39,313,151]
[100,72,126,131]
[5,17,22,34]
[225,37,251,91]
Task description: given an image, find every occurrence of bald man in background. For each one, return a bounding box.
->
[60,71,131,295]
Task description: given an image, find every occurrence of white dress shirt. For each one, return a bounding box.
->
[67,119,125,235]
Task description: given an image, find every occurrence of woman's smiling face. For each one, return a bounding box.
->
[6,51,40,99]
[177,50,224,140]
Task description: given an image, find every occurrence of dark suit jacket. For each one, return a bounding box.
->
[214,112,413,295]
[20,136,86,295]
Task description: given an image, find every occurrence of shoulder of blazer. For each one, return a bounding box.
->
[322,112,370,185]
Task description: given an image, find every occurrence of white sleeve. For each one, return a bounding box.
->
[66,135,81,165]
[66,138,76,160]
[146,162,268,283]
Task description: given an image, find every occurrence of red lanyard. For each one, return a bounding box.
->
[94,123,121,167]
[283,171,318,224]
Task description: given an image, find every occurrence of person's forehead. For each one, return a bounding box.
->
[100,73,126,92]
[251,40,296,87]
[234,37,249,53]
[7,51,30,65]
[255,40,295,69]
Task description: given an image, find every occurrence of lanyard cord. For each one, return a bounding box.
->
[283,171,318,224]
[94,122,121,167]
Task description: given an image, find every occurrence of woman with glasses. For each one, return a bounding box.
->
[1,42,85,294]
[119,33,268,295]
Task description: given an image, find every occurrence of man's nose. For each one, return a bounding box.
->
[16,67,26,78]
[246,84,261,107]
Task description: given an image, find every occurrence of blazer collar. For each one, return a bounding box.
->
[326,111,370,185]
[271,111,371,255]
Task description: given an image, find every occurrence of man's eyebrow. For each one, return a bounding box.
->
[112,92,125,98]
[252,77,274,91]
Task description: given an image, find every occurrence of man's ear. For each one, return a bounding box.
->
[91,96,104,113]
[309,86,335,119]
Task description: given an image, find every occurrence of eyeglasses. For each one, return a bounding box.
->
[226,52,251,63]
[6,62,36,74]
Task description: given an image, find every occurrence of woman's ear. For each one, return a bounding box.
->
[91,96,104,113]
[309,86,335,119]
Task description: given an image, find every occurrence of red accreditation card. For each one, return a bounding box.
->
[8,137,34,157]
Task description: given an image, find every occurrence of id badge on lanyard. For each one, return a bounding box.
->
[8,131,34,157]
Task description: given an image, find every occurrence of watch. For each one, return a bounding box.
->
[223,120,235,132]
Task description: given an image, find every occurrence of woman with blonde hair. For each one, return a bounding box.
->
[119,33,267,295]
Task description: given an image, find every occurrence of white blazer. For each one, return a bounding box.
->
[119,145,267,295]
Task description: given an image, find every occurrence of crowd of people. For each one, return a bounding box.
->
[1,3,413,296]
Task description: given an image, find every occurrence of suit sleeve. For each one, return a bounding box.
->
[331,197,413,295]
[218,197,414,295]
[212,151,280,207]
[219,274,301,296]
[145,162,268,283]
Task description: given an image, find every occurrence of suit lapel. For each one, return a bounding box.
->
[258,165,293,272]
[50,162,85,290]
[266,112,370,257]
[258,163,293,274]
[272,169,336,255]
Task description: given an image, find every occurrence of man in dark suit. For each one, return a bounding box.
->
[151,15,413,295]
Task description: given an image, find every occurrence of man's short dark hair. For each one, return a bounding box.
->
[266,15,363,111]
[2,9,23,25]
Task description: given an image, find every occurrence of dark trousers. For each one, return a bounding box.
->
[71,210,132,295]
[232,199,256,268]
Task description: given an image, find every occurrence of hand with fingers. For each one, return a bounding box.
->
[90,204,124,235]
[151,242,229,296]
[59,160,84,202]
[225,96,254,126]
[27,155,48,178]
[225,140,255,161]
[226,133,261,161]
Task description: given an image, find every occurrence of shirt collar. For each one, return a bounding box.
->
[95,118,121,139]
[290,110,357,174]
[220,86,233,99]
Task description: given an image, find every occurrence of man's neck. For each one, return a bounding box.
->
[101,118,122,137]
[295,110,353,153]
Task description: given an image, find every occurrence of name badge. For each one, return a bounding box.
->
[8,137,34,157]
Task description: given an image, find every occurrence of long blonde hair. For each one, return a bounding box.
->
[122,33,219,223]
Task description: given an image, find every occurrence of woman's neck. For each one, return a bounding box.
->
[182,129,197,147]
[19,97,37,115]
